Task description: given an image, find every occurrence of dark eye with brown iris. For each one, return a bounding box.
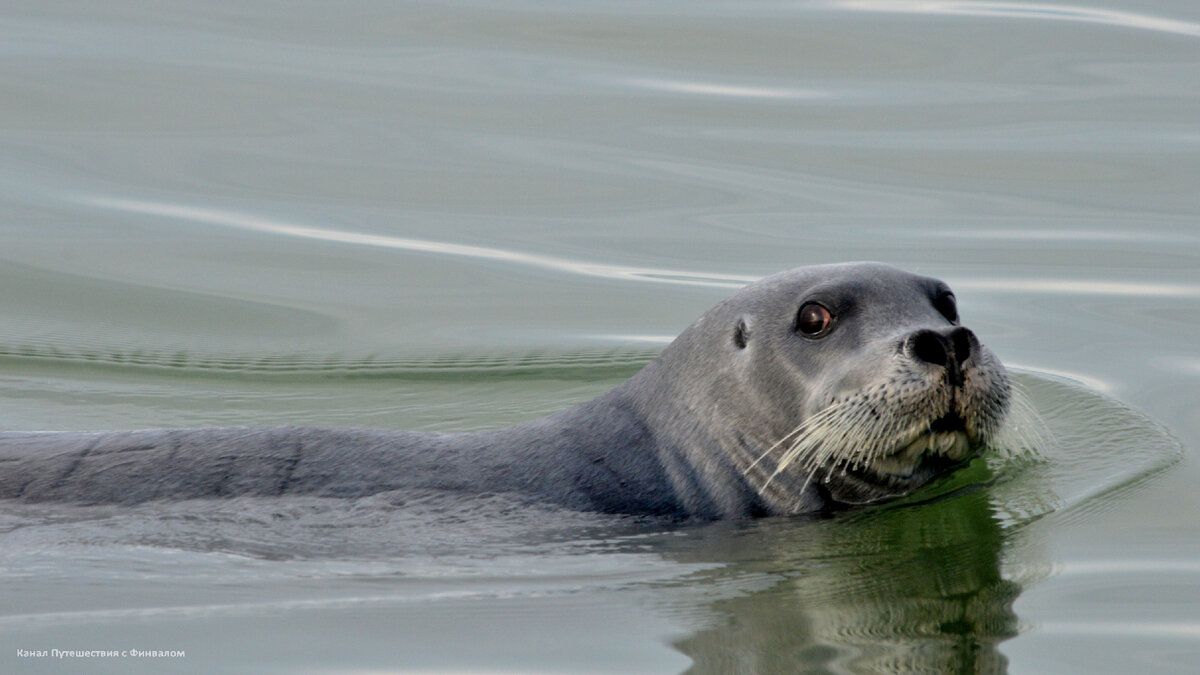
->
[796,302,833,337]
[934,293,958,323]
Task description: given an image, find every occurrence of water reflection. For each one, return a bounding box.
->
[658,373,1185,672]
[667,478,1020,673]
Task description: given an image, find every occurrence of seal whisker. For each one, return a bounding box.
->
[767,379,963,491]
[990,383,1051,461]
[775,411,845,475]
[768,401,865,484]
[764,403,848,472]
[747,415,826,472]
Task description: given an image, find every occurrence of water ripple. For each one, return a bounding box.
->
[834,1,1200,38]
[82,196,753,289]
[623,77,830,100]
[951,277,1200,298]
[79,196,1200,299]
[1038,620,1200,638]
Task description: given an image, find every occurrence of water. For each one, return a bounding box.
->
[1,0,1198,672]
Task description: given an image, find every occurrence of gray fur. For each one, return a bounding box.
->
[0,263,1010,519]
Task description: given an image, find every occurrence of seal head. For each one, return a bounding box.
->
[628,262,1011,515]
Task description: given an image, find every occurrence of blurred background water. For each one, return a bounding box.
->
[1,0,1198,672]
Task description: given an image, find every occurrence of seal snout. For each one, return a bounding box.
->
[904,327,977,386]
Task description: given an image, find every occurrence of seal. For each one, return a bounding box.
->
[0,263,1011,519]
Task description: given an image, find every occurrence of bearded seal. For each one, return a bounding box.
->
[0,263,1010,519]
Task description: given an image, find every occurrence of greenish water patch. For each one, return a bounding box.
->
[666,484,1019,673]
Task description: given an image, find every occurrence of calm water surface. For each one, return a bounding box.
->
[1,1,1198,673]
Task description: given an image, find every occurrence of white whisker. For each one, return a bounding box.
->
[991,384,1052,461]
[745,351,1015,510]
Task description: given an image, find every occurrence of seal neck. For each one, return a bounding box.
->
[457,389,691,518]
[443,357,778,520]
[606,362,776,519]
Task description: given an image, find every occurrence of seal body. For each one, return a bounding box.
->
[0,263,1011,519]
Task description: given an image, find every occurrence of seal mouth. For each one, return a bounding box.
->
[869,430,972,479]
[754,367,1008,510]
[868,412,975,480]
[822,428,975,507]
[928,410,966,434]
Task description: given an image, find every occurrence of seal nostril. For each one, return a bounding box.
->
[908,330,949,367]
[949,327,974,368]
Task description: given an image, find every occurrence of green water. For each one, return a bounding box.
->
[2,1,1199,672]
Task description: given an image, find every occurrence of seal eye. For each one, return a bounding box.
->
[934,293,958,324]
[796,302,833,337]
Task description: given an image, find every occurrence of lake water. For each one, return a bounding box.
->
[1,0,1198,672]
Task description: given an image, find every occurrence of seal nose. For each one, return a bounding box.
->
[908,329,950,367]
[905,327,976,383]
[948,326,975,370]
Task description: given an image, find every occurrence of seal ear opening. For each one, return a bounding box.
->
[733,318,750,350]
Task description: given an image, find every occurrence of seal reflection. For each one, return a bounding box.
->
[670,462,1019,673]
